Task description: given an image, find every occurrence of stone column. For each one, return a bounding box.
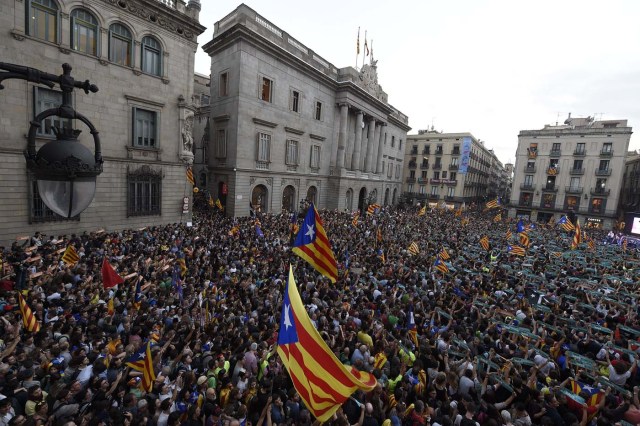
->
[364,117,376,172]
[351,111,364,170]
[376,123,387,173]
[371,122,381,172]
[336,103,349,169]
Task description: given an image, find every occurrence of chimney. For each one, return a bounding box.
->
[187,0,201,21]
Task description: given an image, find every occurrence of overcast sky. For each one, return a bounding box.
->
[194,0,640,165]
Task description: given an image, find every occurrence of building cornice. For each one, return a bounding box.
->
[519,127,633,137]
[99,0,206,42]
[387,114,411,132]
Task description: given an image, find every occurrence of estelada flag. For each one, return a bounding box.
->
[479,236,490,251]
[101,257,124,289]
[292,204,338,283]
[277,266,376,422]
[18,293,40,332]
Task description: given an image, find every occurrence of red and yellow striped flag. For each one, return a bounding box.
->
[186,167,195,186]
[571,219,582,250]
[438,248,450,260]
[519,232,530,247]
[351,212,360,227]
[493,213,502,222]
[479,236,490,251]
[292,204,338,283]
[506,230,513,240]
[418,205,427,216]
[18,293,40,332]
[61,245,80,266]
[277,266,376,421]
[508,245,526,256]
[407,242,420,256]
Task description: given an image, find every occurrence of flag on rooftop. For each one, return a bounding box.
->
[292,204,338,283]
[277,266,376,421]
[61,245,80,266]
[407,242,420,256]
[18,293,40,333]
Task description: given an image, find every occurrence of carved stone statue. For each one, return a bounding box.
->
[182,115,194,153]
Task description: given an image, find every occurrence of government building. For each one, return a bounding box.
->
[0,0,205,244]
[201,4,410,217]
[509,115,632,228]
[402,130,506,209]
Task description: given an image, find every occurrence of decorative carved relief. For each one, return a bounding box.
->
[250,177,256,185]
[133,69,142,76]
[358,62,387,102]
[266,177,273,187]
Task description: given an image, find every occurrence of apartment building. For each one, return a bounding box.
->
[510,115,632,228]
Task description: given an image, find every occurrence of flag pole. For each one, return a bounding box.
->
[355,27,360,69]
[362,30,367,69]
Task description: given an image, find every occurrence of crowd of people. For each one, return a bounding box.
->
[0,202,639,426]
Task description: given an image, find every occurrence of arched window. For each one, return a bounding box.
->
[109,23,132,66]
[306,186,317,205]
[28,0,59,42]
[71,9,98,56]
[141,36,162,76]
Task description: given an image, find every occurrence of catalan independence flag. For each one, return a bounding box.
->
[186,166,195,186]
[433,257,449,274]
[438,248,450,260]
[570,379,604,407]
[366,203,381,215]
[277,266,376,421]
[133,278,142,310]
[479,235,490,251]
[485,197,501,209]
[493,213,502,222]
[126,342,156,392]
[292,204,338,283]
[407,304,418,348]
[407,242,420,256]
[351,212,360,227]
[558,216,575,231]
[418,205,427,216]
[571,219,582,250]
[61,245,80,266]
[18,293,40,332]
[508,245,526,256]
[519,232,530,247]
[505,230,513,240]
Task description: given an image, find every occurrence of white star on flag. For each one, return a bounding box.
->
[305,224,315,239]
[284,304,293,330]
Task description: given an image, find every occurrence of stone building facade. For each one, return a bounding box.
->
[0,0,205,244]
[510,115,632,229]
[202,4,410,217]
[402,131,504,208]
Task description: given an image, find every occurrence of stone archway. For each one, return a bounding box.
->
[306,186,317,205]
[384,188,390,205]
[345,188,353,211]
[251,184,268,213]
[392,188,397,205]
[282,185,296,212]
[358,187,367,212]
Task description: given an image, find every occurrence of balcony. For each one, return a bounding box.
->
[432,164,442,170]
[520,183,535,191]
[410,148,418,155]
[569,168,584,175]
[420,163,429,169]
[452,148,460,155]
[591,187,611,196]
[542,185,558,193]
[565,186,583,194]
[549,149,561,157]
[417,178,428,183]
[547,167,559,175]
[449,164,459,170]
[408,161,417,168]
[595,168,612,176]
[600,149,613,157]
[406,177,416,183]
[524,165,536,173]
[422,148,430,155]
[428,194,440,200]
[435,149,443,155]
[519,199,533,207]
[573,149,586,156]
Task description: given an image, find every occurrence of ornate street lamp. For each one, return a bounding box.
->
[0,63,102,218]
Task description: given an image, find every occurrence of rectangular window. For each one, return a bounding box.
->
[71,11,98,56]
[552,142,561,152]
[549,159,559,168]
[573,159,583,170]
[257,132,271,166]
[314,101,323,120]
[260,77,272,102]
[34,87,71,137]
[524,175,533,185]
[285,139,299,165]
[451,157,459,166]
[310,145,321,169]
[576,143,586,154]
[381,161,385,175]
[409,170,416,178]
[442,171,447,178]
[449,172,457,181]
[399,139,403,151]
[599,160,610,171]
[447,187,455,197]
[29,176,79,223]
[219,72,229,97]
[419,185,426,194]
[421,171,427,179]
[200,94,210,106]
[396,164,400,178]
[407,184,413,193]
[602,142,612,153]
[215,129,227,158]
[570,176,581,189]
[433,171,440,180]
[127,173,161,217]
[30,0,58,42]
[391,136,395,148]
[133,108,157,147]
[431,186,439,195]
[290,90,300,113]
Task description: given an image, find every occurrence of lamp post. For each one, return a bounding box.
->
[0,63,102,218]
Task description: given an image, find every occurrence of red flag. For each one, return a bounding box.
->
[102,257,124,289]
